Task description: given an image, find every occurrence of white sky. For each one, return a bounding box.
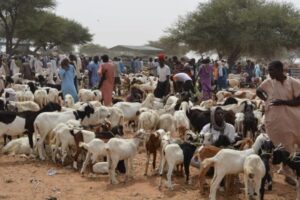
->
[54,0,300,48]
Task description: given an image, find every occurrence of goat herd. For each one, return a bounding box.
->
[0,72,299,200]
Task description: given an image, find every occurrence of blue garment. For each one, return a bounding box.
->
[59,65,78,102]
[87,61,99,88]
[119,62,125,73]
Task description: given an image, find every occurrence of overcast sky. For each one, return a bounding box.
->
[54,0,300,48]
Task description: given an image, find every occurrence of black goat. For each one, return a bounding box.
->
[259,139,275,200]
[272,147,300,200]
[243,102,258,139]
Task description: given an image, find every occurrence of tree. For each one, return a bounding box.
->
[79,43,109,56]
[15,11,92,54]
[147,35,189,56]
[168,0,300,67]
[0,0,55,55]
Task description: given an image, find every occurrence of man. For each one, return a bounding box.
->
[154,54,170,98]
[257,60,300,185]
[171,72,195,94]
[200,107,237,144]
[257,60,300,153]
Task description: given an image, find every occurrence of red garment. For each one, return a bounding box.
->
[98,62,114,106]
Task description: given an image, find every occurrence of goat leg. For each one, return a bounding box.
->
[144,152,150,176]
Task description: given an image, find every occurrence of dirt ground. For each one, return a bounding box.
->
[0,145,297,200]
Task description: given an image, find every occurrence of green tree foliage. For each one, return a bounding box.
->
[168,0,300,66]
[147,35,189,56]
[79,43,109,56]
[17,11,92,53]
[0,0,55,55]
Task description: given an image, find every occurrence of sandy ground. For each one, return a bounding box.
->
[0,143,297,200]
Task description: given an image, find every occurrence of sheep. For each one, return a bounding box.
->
[2,136,37,155]
[16,90,34,102]
[78,89,102,102]
[243,154,266,200]
[46,87,60,104]
[201,133,269,200]
[137,109,159,131]
[6,101,40,112]
[34,103,94,160]
[105,129,147,184]
[159,130,198,190]
[34,89,48,108]
[272,146,300,200]
[174,101,190,137]
[157,113,176,135]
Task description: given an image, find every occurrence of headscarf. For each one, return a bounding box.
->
[210,106,226,134]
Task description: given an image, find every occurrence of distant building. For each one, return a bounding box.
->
[109,45,163,57]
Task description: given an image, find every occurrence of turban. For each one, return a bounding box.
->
[158,53,165,62]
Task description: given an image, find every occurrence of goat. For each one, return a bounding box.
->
[201,133,269,200]
[80,123,125,174]
[106,129,147,184]
[0,102,61,149]
[243,154,266,200]
[272,147,300,200]
[144,130,161,176]
[159,130,198,190]
[243,101,258,139]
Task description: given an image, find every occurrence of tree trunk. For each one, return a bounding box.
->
[227,46,241,72]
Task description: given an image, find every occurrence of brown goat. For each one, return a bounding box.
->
[144,131,161,176]
[234,137,253,150]
[198,145,235,195]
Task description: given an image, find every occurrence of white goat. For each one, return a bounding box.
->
[138,109,159,131]
[2,136,37,155]
[174,101,190,136]
[243,154,266,200]
[105,129,147,184]
[201,133,269,200]
[79,138,107,174]
[157,113,176,134]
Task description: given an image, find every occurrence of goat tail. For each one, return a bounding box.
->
[201,157,215,169]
